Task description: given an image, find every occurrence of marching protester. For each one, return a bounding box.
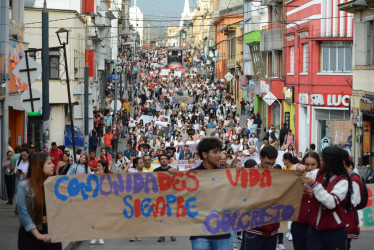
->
[301,146,352,250]
[16,152,62,249]
[67,153,91,175]
[3,150,15,204]
[291,151,321,250]
[90,160,109,246]
[55,152,71,175]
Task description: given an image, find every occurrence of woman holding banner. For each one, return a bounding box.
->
[301,147,352,250]
[90,160,109,245]
[16,152,62,250]
[290,152,321,250]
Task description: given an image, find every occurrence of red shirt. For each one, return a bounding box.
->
[100,154,112,166]
[50,148,63,172]
[104,134,114,148]
[88,157,99,171]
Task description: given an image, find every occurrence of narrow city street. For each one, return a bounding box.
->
[1,1,374,250]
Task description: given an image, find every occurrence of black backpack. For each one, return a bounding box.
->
[350,172,369,210]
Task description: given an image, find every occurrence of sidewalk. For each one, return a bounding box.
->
[0,199,80,250]
[0,200,18,250]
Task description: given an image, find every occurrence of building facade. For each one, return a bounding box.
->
[340,0,374,167]
[285,0,353,153]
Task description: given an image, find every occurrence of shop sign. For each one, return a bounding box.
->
[360,99,374,113]
[285,112,290,129]
[310,94,350,107]
[363,121,371,156]
[299,93,308,105]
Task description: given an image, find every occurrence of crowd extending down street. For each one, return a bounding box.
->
[3,46,374,250]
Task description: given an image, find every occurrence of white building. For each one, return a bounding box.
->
[129,0,144,46]
[33,0,81,13]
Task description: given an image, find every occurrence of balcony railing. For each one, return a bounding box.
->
[262,22,282,31]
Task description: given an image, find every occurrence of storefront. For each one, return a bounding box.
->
[356,96,374,167]
[311,93,351,152]
[283,87,296,133]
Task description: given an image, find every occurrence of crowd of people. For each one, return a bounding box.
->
[2,46,370,250]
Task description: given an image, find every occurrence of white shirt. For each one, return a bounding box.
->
[128,168,149,173]
[17,160,29,181]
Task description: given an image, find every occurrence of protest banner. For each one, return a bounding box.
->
[45,169,303,242]
[358,184,374,230]
[171,95,194,104]
[174,70,182,78]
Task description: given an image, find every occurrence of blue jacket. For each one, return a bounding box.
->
[124,149,136,160]
[16,181,37,232]
[178,150,192,160]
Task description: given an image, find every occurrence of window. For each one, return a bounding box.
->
[321,41,352,72]
[49,56,60,79]
[289,46,294,74]
[303,43,308,73]
[49,50,60,79]
[227,37,236,60]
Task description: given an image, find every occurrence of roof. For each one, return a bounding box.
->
[338,0,374,13]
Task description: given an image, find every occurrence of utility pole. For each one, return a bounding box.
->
[0,0,10,199]
[112,64,119,153]
[84,17,89,151]
[41,0,50,150]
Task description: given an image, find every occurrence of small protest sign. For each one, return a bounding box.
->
[171,95,194,104]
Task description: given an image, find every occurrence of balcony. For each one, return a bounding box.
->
[260,23,283,51]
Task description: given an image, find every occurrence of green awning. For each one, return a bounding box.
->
[244,30,261,45]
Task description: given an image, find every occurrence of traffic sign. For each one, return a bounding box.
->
[12,56,42,85]
[111,100,122,110]
[20,88,42,113]
[263,92,277,106]
[224,72,234,82]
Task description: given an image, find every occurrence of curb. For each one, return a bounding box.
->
[62,241,81,250]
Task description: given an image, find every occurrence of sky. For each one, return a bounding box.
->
[132,0,197,26]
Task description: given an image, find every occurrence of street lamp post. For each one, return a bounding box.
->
[56,28,77,163]
[113,63,122,153]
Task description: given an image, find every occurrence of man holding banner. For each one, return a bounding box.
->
[190,137,231,250]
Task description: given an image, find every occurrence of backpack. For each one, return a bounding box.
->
[350,172,369,210]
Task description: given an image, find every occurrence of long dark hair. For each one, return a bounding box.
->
[27,152,50,227]
[301,151,321,169]
[321,146,352,209]
[98,160,109,173]
[283,152,300,164]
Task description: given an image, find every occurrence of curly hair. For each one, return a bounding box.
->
[321,146,353,210]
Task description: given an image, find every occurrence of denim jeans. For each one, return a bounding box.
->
[105,146,112,156]
[230,231,238,248]
[191,237,230,250]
